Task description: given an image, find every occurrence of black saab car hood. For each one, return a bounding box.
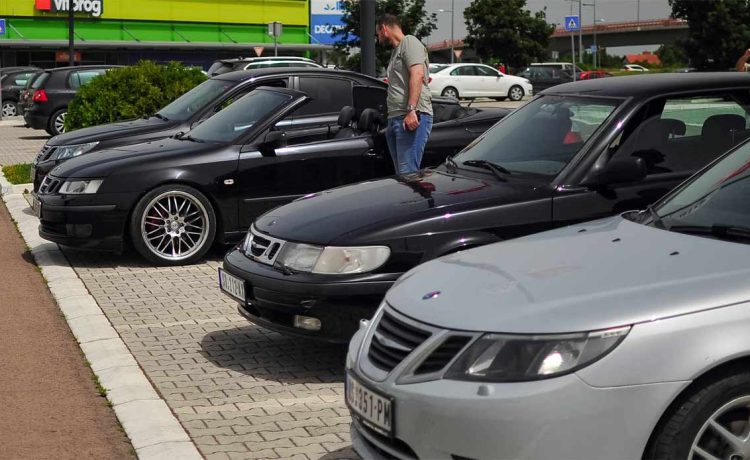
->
[47,117,179,146]
[50,137,213,179]
[254,169,547,245]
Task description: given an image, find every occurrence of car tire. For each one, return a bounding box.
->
[48,109,68,136]
[442,87,459,99]
[130,184,217,266]
[645,368,750,460]
[508,85,524,102]
[2,100,19,117]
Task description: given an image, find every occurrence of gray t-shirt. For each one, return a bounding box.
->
[386,35,433,119]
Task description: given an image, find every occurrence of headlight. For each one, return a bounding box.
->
[444,326,630,382]
[59,179,103,194]
[275,244,390,275]
[49,142,99,160]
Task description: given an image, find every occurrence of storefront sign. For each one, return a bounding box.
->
[55,50,81,62]
[310,0,347,45]
[35,0,103,18]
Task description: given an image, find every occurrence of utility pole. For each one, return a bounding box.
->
[438,0,456,64]
[68,2,75,66]
[361,0,376,77]
[578,0,583,65]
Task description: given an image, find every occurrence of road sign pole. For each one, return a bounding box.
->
[0,19,6,121]
[571,32,576,81]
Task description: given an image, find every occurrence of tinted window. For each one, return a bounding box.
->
[475,66,499,76]
[32,72,50,89]
[69,70,105,89]
[451,66,475,76]
[11,72,36,86]
[295,77,353,116]
[158,78,236,121]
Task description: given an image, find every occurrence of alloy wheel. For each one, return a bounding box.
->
[54,112,67,134]
[2,102,17,117]
[442,87,458,99]
[509,86,524,101]
[689,395,750,460]
[140,190,210,262]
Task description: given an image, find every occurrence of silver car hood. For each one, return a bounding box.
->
[386,216,750,334]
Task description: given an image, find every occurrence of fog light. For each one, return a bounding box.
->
[293,315,322,331]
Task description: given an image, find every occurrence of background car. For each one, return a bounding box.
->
[347,136,750,460]
[221,73,750,342]
[622,64,650,72]
[576,69,613,80]
[428,63,532,101]
[32,67,388,192]
[516,64,574,91]
[36,86,508,265]
[18,72,43,115]
[208,56,321,76]
[24,65,121,136]
[1,66,40,117]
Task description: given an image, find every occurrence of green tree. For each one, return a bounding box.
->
[66,60,206,131]
[655,43,689,67]
[333,0,437,73]
[464,0,554,68]
[669,0,750,70]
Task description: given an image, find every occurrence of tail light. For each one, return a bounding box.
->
[33,89,48,103]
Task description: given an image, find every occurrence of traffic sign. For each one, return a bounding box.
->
[564,15,580,32]
[253,46,265,57]
[268,21,283,38]
[590,45,598,52]
[0,19,6,36]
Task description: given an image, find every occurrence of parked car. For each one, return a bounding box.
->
[31,68,385,192]
[516,65,574,92]
[576,69,613,80]
[346,131,750,460]
[208,57,321,76]
[221,73,750,342]
[530,62,582,73]
[18,71,43,115]
[623,64,650,72]
[428,63,532,101]
[24,65,121,136]
[1,67,40,117]
[34,86,508,265]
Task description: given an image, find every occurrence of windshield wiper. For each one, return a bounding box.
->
[152,113,169,121]
[445,155,458,173]
[669,225,750,242]
[177,133,204,143]
[462,159,510,181]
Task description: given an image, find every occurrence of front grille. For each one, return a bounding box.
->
[38,175,62,195]
[244,226,287,266]
[35,145,55,163]
[250,234,271,257]
[368,311,431,372]
[414,335,471,375]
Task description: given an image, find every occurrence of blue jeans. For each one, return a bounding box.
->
[385,114,433,175]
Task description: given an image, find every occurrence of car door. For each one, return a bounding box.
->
[474,65,504,97]
[552,91,750,226]
[449,66,475,97]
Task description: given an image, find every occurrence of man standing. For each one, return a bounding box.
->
[736,49,750,71]
[376,14,433,175]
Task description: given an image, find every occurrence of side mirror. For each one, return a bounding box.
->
[260,130,287,150]
[583,156,647,186]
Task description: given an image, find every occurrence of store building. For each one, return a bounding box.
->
[0,0,331,68]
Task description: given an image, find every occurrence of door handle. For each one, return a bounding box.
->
[365,149,384,159]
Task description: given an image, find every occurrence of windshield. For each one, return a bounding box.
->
[455,95,620,177]
[31,72,49,90]
[188,89,294,143]
[653,142,750,238]
[157,79,234,122]
[430,64,449,73]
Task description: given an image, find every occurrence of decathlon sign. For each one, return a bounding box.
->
[310,0,347,45]
[35,0,103,17]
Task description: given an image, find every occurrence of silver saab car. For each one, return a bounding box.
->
[346,137,750,459]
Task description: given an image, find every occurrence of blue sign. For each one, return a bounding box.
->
[564,15,580,32]
[0,19,6,36]
[310,14,346,45]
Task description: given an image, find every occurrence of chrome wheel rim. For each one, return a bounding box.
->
[141,190,210,262]
[509,87,523,101]
[443,88,458,98]
[689,395,750,460]
[54,112,67,134]
[2,102,17,117]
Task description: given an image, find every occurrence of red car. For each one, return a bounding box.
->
[576,70,614,80]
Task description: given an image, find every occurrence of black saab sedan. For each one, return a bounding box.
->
[35,86,507,265]
[32,68,388,192]
[221,72,750,342]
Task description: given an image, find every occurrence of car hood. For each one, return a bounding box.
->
[47,117,178,146]
[386,216,750,334]
[254,169,544,245]
[50,137,211,179]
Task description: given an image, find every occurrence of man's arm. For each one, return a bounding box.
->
[736,49,750,72]
[403,64,425,130]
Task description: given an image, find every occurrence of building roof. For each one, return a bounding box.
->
[625,51,661,65]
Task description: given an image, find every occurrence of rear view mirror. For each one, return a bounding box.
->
[583,156,647,186]
[260,130,287,152]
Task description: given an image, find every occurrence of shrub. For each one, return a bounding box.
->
[65,60,207,131]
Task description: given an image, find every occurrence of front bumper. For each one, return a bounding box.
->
[222,247,400,343]
[346,327,688,460]
[37,191,136,252]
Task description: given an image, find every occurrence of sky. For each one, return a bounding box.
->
[426,0,673,55]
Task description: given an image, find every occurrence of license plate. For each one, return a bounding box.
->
[218,268,245,302]
[346,372,394,436]
[31,194,42,218]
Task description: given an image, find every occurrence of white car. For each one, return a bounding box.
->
[623,64,650,72]
[428,63,532,101]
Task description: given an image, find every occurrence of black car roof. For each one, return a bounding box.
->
[43,65,122,73]
[542,72,750,98]
[212,68,386,86]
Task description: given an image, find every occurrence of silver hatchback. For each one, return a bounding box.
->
[346,139,750,459]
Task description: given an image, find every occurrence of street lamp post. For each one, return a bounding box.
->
[438,1,455,64]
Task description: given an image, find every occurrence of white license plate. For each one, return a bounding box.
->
[31,195,42,218]
[218,268,245,302]
[346,373,393,436]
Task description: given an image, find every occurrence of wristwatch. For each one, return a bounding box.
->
[406,104,417,112]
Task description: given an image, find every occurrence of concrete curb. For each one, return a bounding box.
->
[0,170,203,460]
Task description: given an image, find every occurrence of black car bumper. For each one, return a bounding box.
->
[24,111,48,130]
[222,247,399,343]
[37,192,135,252]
